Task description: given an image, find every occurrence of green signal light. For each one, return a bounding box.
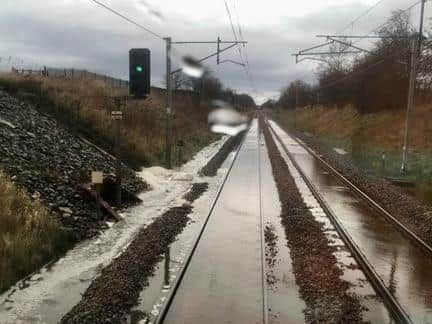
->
[135,65,143,73]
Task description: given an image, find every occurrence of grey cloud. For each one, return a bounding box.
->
[1,0,431,102]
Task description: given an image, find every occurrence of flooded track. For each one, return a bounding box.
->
[0,138,228,324]
[158,120,268,323]
[268,120,432,323]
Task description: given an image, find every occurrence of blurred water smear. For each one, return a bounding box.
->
[208,106,248,136]
[181,56,204,78]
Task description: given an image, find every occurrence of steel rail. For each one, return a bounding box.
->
[258,125,269,324]
[266,120,412,324]
[279,124,432,257]
[154,129,249,324]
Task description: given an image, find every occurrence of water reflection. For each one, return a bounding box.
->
[288,135,432,323]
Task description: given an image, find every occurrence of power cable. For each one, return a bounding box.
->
[225,0,259,97]
[224,0,245,65]
[89,0,163,40]
[336,0,388,35]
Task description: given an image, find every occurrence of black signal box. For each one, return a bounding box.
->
[129,48,150,99]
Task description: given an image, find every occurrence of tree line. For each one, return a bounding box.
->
[276,11,432,113]
[170,69,256,109]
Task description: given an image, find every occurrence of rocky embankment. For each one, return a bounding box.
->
[0,90,147,241]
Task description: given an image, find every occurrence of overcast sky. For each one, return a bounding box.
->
[1,0,431,103]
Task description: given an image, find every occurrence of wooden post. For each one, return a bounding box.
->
[91,171,104,218]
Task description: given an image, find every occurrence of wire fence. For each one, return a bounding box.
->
[11,66,130,88]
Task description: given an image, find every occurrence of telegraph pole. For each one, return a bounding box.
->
[164,37,173,169]
[401,0,426,173]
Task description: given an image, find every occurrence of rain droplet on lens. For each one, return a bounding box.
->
[211,100,232,109]
[181,56,204,78]
[208,108,247,125]
[211,123,248,136]
[208,108,248,136]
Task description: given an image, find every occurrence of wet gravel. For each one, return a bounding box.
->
[291,129,432,246]
[261,118,365,323]
[182,182,209,202]
[60,204,194,324]
[264,224,278,287]
[61,134,238,323]
[199,131,244,177]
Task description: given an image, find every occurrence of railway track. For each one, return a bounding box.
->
[155,121,269,324]
[266,117,432,323]
[273,123,432,257]
[151,117,432,323]
[266,119,410,323]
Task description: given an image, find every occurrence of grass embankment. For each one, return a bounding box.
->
[274,104,432,202]
[0,73,217,169]
[0,171,65,292]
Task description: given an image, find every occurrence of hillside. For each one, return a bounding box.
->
[0,72,218,169]
[0,89,147,292]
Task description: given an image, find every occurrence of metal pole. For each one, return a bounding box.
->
[114,99,123,207]
[165,37,173,169]
[217,37,221,64]
[417,0,426,57]
[401,38,417,173]
[401,0,425,173]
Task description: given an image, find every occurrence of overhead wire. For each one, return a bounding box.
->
[312,1,425,91]
[89,0,163,40]
[224,0,259,99]
[223,0,246,65]
[335,0,388,35]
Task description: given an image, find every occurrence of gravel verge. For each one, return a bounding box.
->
[288,127,432,246]
[261,118,365,323]
[61,184,208,324]
[199,131,244,177]
[183,182,209,202]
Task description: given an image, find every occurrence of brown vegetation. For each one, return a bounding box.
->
[0,171,64,292]
[276,104,432,152]
[0,72,217,168]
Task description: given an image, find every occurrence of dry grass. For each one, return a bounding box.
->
[277,104,432,151]
[0,73,217,168]
[0,171,64,292]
